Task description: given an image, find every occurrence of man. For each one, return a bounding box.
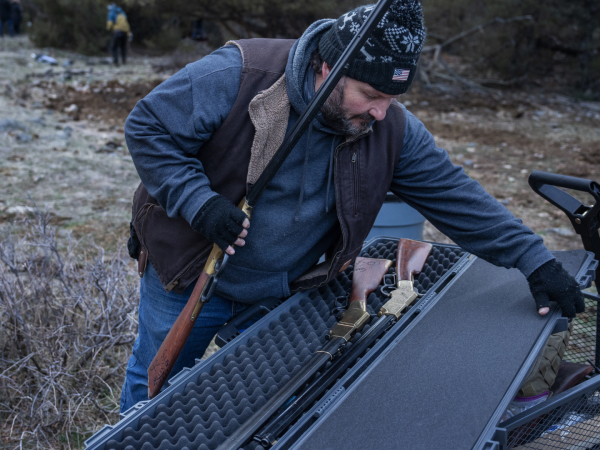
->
[121,0,584,412]
[106,4,131,66]
[11,0,22,35]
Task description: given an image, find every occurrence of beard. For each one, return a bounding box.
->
[320,77,375,136]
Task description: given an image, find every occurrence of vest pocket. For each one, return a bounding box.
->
[215,261,290,304]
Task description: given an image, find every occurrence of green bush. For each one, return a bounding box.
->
[29,0,108,55]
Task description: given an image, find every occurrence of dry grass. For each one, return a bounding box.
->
[0,203,139,449]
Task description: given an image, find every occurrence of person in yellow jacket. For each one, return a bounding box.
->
[107,4,131,66]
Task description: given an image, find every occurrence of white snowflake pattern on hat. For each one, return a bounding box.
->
[401,31,421,52]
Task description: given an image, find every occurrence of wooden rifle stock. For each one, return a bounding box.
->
[329,257,392,341]
[397,238,433,282]
[350,257,393,306]
[147,200,252,399]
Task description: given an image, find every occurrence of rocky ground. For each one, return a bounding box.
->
[0,36,192,251]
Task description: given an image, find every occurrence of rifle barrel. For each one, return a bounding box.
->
[254,315,395,447]
[215,337,346,450]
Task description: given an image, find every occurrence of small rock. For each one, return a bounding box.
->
[420,101,429,106]
[0,119,29,133]
[499,197,513,205]
[31,53,58,65]
[546,227,575,237]
[537,212,550,218]
[6,206,35,215]
[508,177,515,182]
[29,117,46,126]
[464,159,474,166]
[63,59,73,67]
[64,104,79,113]
[503,164,512,169]
[97,140,120,153]
[16,133,32,142]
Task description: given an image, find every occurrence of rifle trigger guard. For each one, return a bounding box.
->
[380,284,395,297]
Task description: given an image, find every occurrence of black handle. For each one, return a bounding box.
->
[529,171,600,196]
[528,170,600,218]
[229,298,279,329]
[214,297,282,347]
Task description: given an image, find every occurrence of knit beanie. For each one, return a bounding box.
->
[319,0,426,95]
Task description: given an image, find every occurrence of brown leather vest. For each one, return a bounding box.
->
[132,38,405,295]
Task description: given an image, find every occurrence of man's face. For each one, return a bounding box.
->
[319,63,396,136]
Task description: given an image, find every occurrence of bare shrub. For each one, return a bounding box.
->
[0,206,139,448]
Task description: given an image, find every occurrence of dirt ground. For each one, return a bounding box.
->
[1,35,599,255]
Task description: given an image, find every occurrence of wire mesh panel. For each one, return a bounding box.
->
[564,294,598,365]
[505,379,600,449]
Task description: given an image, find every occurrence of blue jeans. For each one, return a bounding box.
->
[120,263,253,413]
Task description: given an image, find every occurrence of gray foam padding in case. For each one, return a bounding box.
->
[93,241,464,450]
[290,250,588,450]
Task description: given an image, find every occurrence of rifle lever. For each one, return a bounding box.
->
[197,254,230,312]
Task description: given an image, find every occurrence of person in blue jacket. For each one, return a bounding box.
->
[106,4,131,65]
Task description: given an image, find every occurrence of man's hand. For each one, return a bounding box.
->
[527,259,585,318]
[191,195,250,255]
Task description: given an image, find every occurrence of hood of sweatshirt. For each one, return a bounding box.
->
[285,19,340,134]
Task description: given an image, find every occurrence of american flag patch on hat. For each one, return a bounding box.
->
[392,68,410,81]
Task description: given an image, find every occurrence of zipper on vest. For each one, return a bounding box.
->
[302,131,369,291]
[351,150,359,216]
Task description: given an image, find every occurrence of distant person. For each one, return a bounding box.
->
[0,0,13,37]
[11,0,22,35]
[106,3,131,66]
[191,19,206,41]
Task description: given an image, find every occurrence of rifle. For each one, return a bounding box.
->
[253,239,432,447]
[146,0,398,399]
[215,257,392,450]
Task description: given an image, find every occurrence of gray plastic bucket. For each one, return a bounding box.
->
[366,192,425,241]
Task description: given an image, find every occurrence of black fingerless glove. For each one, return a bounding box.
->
[527,259,585,318]
[191,195,247,252]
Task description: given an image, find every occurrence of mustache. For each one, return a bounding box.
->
[350,112,375,122]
